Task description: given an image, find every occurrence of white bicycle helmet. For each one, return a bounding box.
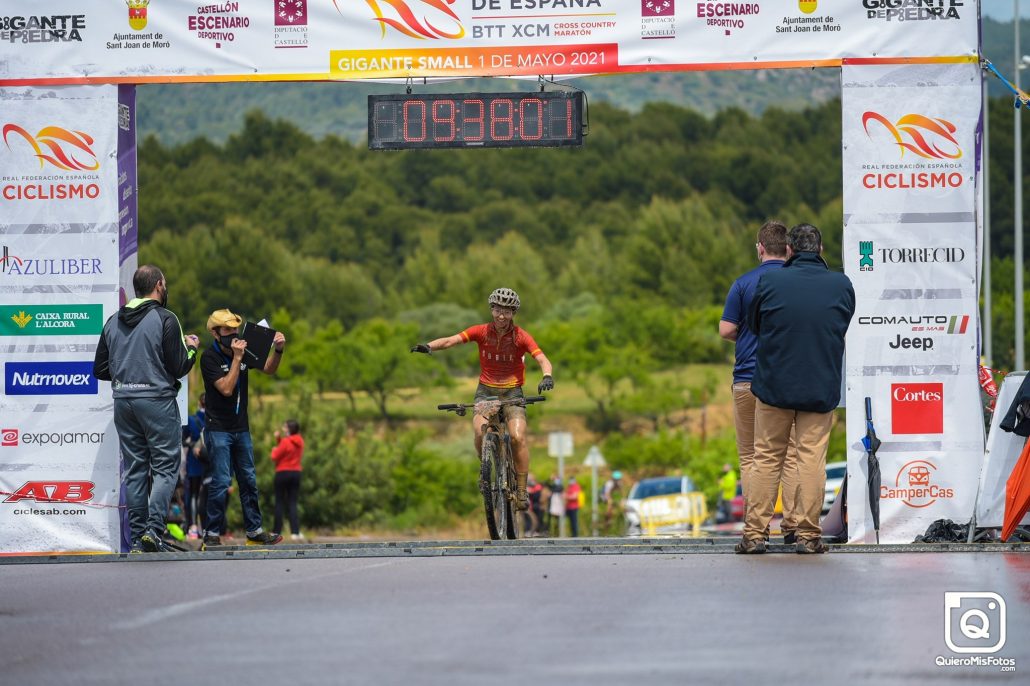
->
[488,287,520,312]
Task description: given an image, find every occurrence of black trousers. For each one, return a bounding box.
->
[273,471,302,535]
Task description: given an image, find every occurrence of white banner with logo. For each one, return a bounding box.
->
[0,1,979,85]
[0,85,124,554]
[842,62,984,544]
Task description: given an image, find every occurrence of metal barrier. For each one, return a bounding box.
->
[639,492,709,537]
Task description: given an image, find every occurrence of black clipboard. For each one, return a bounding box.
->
[240,321,276,369]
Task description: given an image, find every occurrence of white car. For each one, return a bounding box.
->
[624,476,697,535]
[823,461,847,515]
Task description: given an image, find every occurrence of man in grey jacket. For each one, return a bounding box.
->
[93,265,200,553]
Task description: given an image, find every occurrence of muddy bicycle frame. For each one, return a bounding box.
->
[438,395,546,540]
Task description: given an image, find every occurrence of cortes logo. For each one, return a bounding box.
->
[881,460,954,508]
[345,0,465,40]
[3,481,95,504]
[127,0,150,31]
[4,361,98,396]
[891,383,944,435]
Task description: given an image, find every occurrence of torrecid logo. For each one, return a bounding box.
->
[881,460,953,508]
[4,361,98,396]
[0,304,104,336]
[891,383,944,435]
[0,428,104,447]
[859,241,874,271]
[856,241,966,272]
[3,481,95,504]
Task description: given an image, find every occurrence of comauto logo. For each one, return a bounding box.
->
[881,460,954,508]
[891,383,944,435]
[338,0,465,40]
[858,314,969,334]
[0,428,104,447]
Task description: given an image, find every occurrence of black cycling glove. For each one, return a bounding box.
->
[538,375,554,393]
[410,343,432,354]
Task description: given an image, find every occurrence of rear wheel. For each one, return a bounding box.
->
[480,434,501,541]
[501,448,520,540]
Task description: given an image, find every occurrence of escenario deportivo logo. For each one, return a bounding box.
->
[4,361,97,395]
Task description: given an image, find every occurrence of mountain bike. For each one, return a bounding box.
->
[438,395,546,540]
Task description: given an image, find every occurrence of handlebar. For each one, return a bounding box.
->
[437,395,547,413]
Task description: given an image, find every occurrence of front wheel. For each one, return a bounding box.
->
[480,434,502,541]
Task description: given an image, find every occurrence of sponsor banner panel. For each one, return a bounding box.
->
[0,2,979,85]
[117,85,138,267]
[842,63,982,217]
[0,85,119,225]
[976,373,1030,528]
[843,223,977,299]
[844,374,983,544]
[0,411,116,463]
[0,464,120,554]
[0,231,118,292]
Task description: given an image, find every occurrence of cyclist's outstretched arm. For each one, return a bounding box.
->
[411,333,464,354]
[534,352,554,393]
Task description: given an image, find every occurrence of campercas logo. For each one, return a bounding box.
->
[346,0,465,40]
[4,361,98,396]
[0,305,104,336]
[863,0,962,22]
[881,460,953,508]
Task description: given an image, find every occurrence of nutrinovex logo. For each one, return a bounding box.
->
[0,304,103,336]
[4,361,97,395]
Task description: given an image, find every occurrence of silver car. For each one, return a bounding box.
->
[823,461,847,515]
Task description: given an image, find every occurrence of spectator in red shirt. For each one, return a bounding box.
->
[270,419,304,540]
[411,288,553,510]
[564,476,582,538]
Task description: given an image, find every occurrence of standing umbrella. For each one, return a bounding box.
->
[860,397,882,544]
[1002,437,1030,542]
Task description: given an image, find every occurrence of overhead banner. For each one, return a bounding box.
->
[0,1,979,85]
[841,62,984,544]
[0,84,130,554]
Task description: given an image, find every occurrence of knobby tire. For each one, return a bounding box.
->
[480,434,501,541]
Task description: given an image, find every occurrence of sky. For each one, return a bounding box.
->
[983,1,1030,20]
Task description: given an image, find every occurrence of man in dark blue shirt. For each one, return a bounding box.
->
[738,223,855,555]
[720,221,798,543]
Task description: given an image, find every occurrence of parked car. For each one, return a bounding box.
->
[624,475,697,535]
[823,461,847,515]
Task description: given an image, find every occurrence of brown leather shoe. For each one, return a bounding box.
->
[796,538,829,554]
[734,538,767,554]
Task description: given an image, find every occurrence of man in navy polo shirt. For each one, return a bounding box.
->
[720,220,798,543]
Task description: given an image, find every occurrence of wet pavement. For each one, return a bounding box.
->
[1,547,1027,684]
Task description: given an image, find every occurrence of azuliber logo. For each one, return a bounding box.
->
[891,382,944,435]
[4,361,97,396]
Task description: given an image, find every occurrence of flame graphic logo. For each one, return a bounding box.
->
[862,112,962,160]
[336,0,464,39]
[2,124,100,171]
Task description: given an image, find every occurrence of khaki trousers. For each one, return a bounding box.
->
[744,398,832,542]
[732,382,798,534]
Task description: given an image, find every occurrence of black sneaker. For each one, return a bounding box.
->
[129,541,143,554]
[140,531,161,552]
[783,530,797,545]
[201,534,222,550]
[734,538,767,554]
[796,538,829,554]
[246,531,283,546]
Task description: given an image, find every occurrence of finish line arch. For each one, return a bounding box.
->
[0,1,985,551]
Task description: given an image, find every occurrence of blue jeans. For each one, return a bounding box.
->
[204,430,263,535]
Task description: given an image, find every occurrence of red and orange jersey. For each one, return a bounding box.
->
[460,323,542,389]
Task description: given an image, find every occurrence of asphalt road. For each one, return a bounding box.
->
[2,550,1028,685]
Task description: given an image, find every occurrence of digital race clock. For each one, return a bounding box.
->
[368,91,584,150]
